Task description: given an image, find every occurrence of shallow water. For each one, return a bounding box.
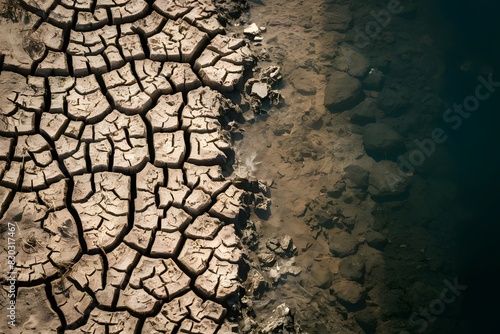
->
[235,0,500,332]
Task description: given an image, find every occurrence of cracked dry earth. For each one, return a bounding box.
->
[0,0,253,332]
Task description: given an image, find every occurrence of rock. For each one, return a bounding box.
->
[328,229,359,257]
[365,231,388,250]
[251,82,269,98]
[348,99,377,125]
[368,160,410,198]
[311,261,333,289]
[376,88,410,116]
[362,123,404,158]
[332,279,366,306]
[258,303,297,334]
[258,252,277,267]
[244,23,260,35]
[355,307,379,333]
[343,164,369,189]
[314,210,335,229]
[332,47,370,78]
[362,68,385,90]
[327,179,346,198]
[338,255,365,282]
[266,235,297,258]
[324,71,364,112]
[246,268,269,298]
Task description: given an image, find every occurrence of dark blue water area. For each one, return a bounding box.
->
[438,0,500,331]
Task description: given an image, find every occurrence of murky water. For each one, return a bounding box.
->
[234,0,500,333]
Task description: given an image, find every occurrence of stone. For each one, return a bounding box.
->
[368,160,410,198]
[311,261,333,289]
[362,68,385,90]
[257,303,296,334]
[328,229,359,257]
[355,307,379,332]
[244,23,260,35]
[376,88,411,116]
[365,230,388,250]
[343,164,369,189]
[332,47,370,78]
[338,255,365,282]
[324,71,364,112]
[251,82,268,98]
[362,123,404,158]
[332,279,366,306]
[348,99,377,125]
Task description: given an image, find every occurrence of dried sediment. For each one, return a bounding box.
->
[0,0,253,332]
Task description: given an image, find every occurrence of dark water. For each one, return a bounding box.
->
[438,0,500,331]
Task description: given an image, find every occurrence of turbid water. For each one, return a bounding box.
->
[234,0,500,333]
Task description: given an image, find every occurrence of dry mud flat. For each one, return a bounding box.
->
[0,0,257,332]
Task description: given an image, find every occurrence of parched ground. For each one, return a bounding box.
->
[0,0,253,332]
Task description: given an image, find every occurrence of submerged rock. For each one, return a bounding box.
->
[258,303,299,334]
[355,306,379,333]
[365,230,388,250]
[332,279,366,306]
[368,160,410,198]
[324,71,364,112]
[338,254,365,282]
[348,99,377,125]
[362,123,404,158]
[343,164,369,189]
[377,88,410,116]
[328,229,359,257]
[311,261,333,289]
